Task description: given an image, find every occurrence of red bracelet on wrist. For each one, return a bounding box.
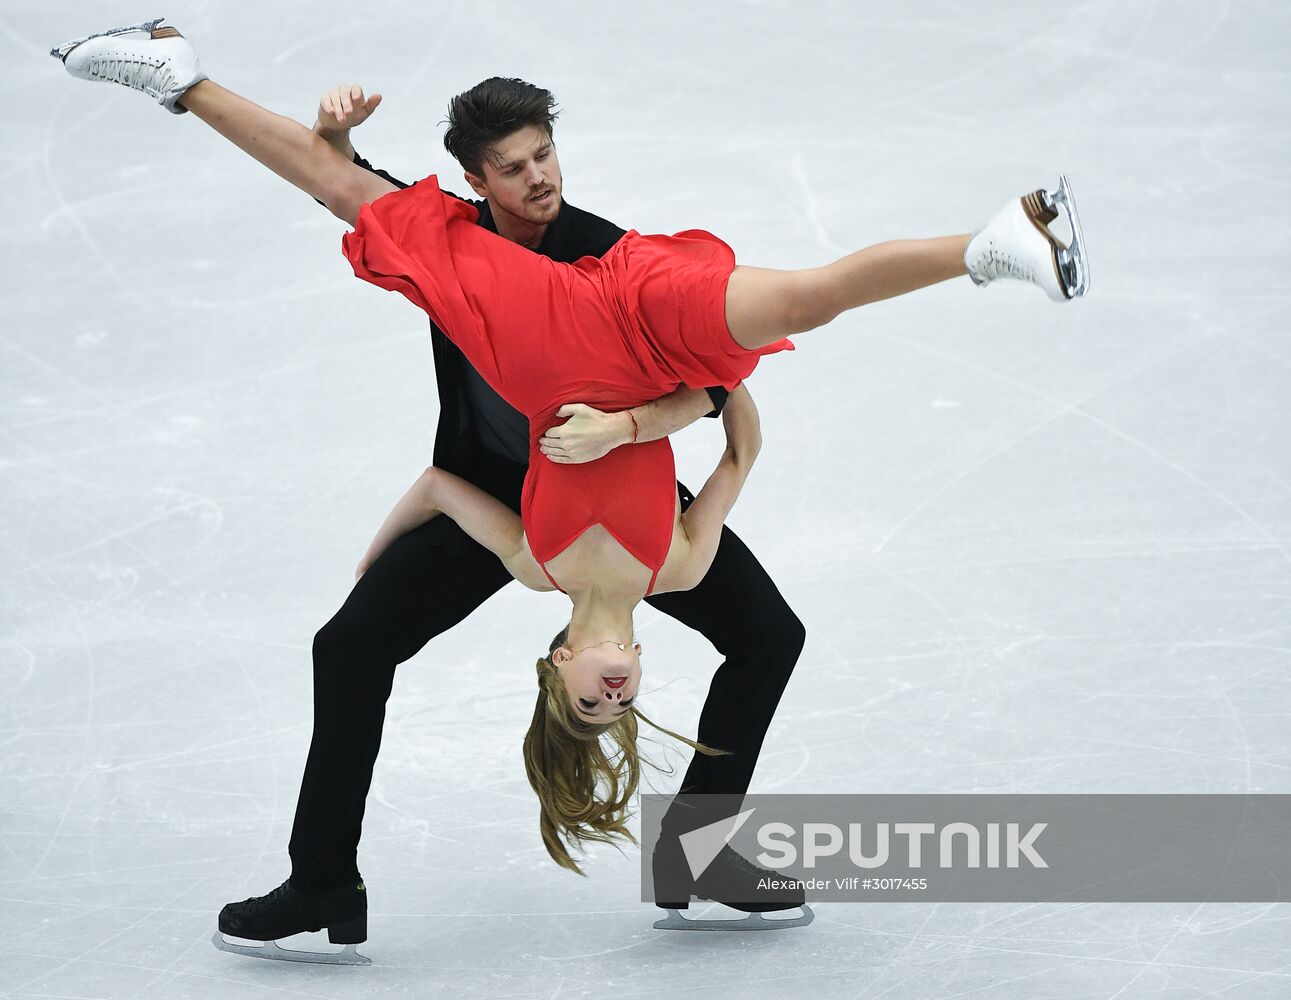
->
[627,410,639,443]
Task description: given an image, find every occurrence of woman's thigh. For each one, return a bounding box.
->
[724,264,832,351]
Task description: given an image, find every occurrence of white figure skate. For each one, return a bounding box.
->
[50,18,207,114]
[965,174,1090,301]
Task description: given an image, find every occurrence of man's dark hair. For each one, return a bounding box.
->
[443,77,559,176]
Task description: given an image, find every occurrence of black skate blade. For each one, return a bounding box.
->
[50,18,165,60]
[653,903,815,932]
[1052,173,1090,297]
[211,929,371,966]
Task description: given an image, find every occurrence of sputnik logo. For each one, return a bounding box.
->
[676,809,757,879]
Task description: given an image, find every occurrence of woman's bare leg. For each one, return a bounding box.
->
[724,234,972,351]
[177,81,394,224]
[52,23,390,221]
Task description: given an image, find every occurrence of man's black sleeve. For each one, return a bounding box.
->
[702,386,729,416]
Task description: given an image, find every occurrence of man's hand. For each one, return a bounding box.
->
[313,83,382,156]
[539,403,633,464]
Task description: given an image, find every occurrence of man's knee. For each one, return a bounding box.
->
[738,606,807,674]
[312,614,363,672]
[777,610,808,667]
[787,611,807,657]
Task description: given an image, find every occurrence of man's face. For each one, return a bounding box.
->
[465,124,563,229]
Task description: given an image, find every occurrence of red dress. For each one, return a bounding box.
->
[342,177,793,595]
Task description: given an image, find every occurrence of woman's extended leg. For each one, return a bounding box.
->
[177,81,394,223]
[724,234,972,352]
[725,174,1091,351]
[52,22,392,224]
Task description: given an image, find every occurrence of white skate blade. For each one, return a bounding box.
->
[211,929,371,966]
[50,18,165,61]
[1053,173,1090,297]
[653,903,815,932]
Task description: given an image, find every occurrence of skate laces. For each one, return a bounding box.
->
[240,880,293,913]
[708,845,767,879]
[975,243,1035,284]
[87,50,174,97]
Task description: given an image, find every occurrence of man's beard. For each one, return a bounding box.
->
[520,185,560,222]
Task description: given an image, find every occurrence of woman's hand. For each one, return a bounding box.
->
[539,403,633,464]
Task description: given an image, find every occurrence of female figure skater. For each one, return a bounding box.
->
[52,20,1090,881]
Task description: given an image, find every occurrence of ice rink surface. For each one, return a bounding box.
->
[3,1,1290,996]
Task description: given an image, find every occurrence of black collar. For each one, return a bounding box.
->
[474,198,571,256]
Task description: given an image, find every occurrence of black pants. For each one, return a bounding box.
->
[288,482,805,890]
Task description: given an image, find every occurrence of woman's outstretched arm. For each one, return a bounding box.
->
[665,384,761,591]
[178,80,395,225]
[356,469,443,580]
[358,467,556,592]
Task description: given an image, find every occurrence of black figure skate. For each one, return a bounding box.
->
[211,877,370,966]
[652,834,815,932]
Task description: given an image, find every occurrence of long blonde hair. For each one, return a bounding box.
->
[522,625,727,874]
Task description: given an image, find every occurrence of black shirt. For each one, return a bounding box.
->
[351,151,728,497]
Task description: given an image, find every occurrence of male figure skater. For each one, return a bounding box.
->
[214,79,807,959]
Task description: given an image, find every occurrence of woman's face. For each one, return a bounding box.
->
[552,640,642,724]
